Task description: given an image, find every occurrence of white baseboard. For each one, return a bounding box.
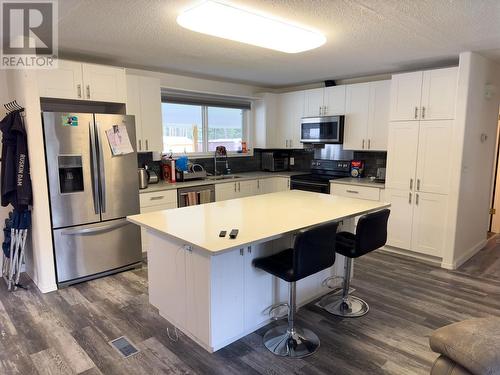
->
[380,246,442,266]
[441,239,487,270]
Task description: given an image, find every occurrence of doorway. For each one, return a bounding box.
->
[489,106,500,234]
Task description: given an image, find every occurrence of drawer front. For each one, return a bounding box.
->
[331,184,381,201]
[140,190,178,208]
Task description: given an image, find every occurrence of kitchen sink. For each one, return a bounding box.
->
[205,175,242,180]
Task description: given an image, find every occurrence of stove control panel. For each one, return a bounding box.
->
[311,160,351,172]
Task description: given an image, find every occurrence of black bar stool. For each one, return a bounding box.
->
[253,221,339,358]
[321,209,390,318]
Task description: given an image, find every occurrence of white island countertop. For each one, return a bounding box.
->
[128,190,390,254]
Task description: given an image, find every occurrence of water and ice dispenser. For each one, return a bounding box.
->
[58,155,84,194]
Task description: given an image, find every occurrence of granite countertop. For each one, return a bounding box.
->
[128,190,390,254]
[139,171,308,193]
[330,177,386,189]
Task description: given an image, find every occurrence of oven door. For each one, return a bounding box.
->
[301,116,344,144]
[290,180,330,194]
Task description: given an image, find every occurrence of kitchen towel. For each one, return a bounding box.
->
[199,190,212,204]
[186,192,199,206]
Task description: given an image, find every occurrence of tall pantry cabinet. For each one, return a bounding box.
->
[385,67,457,258]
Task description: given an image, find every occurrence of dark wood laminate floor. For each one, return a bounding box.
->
[1,240,500,375]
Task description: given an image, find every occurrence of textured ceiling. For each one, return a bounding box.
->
[57,0,500,88]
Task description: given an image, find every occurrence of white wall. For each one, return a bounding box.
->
[5,70,57,292]
[125,68,263,98]
[443,52,500,268]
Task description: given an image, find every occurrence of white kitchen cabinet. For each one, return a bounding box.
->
[415,120,453,194]
[243,245,273,331]
[238,180,258,197]
[343,80,390,151]
[420,67,457,120]
[82,63,126,103]
[274,177,290,192]
[211,247,245,345]
[323,85,346,116]
[390,71,423,121]
[366,80,391,151]
[390,67,457,121]
[126,74,163,152]
[303,86,346,117]
[37,60,126,103]
[303,87,324,117]
[37,60,83,100]
[385,189,414,249]
[411,192,448,257]
[254,93,280,149]
[386,122,419,191]
[343,83,370,150]
[256,178,274,194]
[215,182,238,201]
[278,91,304,148]
[139,190,178,253]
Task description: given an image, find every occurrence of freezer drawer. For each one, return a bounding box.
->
[53,219,141,285]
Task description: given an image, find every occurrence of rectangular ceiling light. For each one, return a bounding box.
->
[177,1,326,53]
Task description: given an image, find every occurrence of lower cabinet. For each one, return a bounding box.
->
[139,190,178,253]
[216,177,290,201]
[147,232,335,352]
[385,189,448,257]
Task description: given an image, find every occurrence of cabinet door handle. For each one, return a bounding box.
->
[362,139,365,149]
[240,248,244,256]
[319,106,322,116]
[257,180,260,189]
[238,182,241,192]
[77,84,82,98]
[234,183,237,192]
[416,193,419,205]
[346,190,359,194]
[86,85,91,99]
[150,196,164,201]
[414,106,418,119]
[287,179,290,189]
[289,139,292,148]
[138,139,142,151]
[145,139,149,150]
[368,139,371,149]
[422,106,426,119]
[409,192,412,204]
[247,246,252,254]
[417,179,420,191]
[410,178,413,190]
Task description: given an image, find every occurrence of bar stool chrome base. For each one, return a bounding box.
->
[322,295,369,318]
[263,325,320,358]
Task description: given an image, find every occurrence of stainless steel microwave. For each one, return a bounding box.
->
[300,115,344,144]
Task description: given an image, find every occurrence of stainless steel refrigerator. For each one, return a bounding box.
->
[42,112,141,287]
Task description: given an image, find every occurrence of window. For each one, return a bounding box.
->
[161,97,249,154]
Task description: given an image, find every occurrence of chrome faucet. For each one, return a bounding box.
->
[214,146,229,175]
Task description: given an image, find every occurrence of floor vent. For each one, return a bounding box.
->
[109,336,140,358]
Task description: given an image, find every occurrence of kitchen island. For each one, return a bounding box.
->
[127,190,390,352]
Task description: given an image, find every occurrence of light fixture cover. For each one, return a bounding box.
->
[177,1,326,53]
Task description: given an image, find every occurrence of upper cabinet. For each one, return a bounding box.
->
[37,60,126,103]
[126,74,163,152]
[278,91,304,149]
[343,80,390,151]
[303,86,346,117]
[390,67,457,121]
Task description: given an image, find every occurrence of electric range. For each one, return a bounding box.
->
[290,160,351,194]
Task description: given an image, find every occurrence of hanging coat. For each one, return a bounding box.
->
[0,111,32,210]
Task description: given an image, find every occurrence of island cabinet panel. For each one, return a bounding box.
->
[243,244,273,331]
[210,248,245,347]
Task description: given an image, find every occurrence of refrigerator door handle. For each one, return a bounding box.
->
[61,220,129,236]
[95,122,106,213]
[89,121,99,215]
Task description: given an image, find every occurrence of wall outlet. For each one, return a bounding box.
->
[290,157,295,166]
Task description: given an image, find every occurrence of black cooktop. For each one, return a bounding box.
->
[291,159,351,184]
